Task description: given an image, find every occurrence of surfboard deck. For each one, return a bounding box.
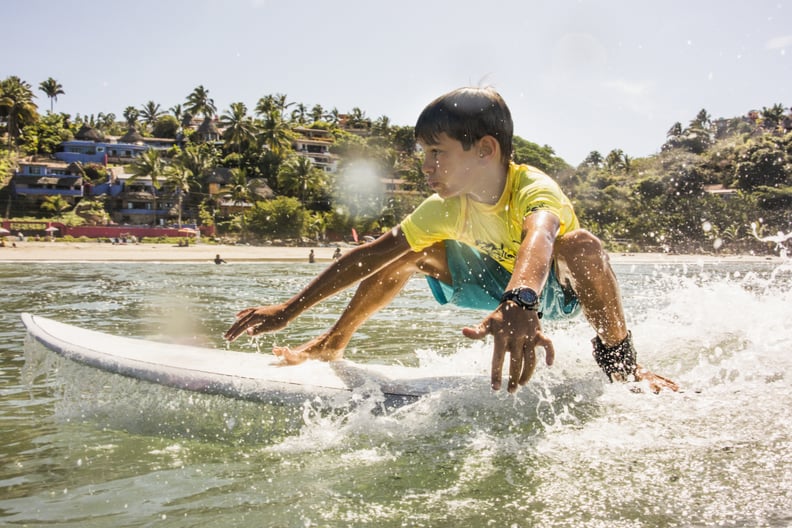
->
[21,313,485,407]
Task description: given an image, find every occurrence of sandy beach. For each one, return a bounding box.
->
[0,240,783,264]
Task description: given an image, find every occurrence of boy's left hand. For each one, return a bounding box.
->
[632,365,680,393]
[462,303,555,393]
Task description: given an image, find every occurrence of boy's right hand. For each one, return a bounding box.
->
[224,304,289,341]
[462,302,555,393]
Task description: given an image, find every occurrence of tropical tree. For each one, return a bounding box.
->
[735,135,791,190]
[761,103,787,131]
[310,104,325,123]
[185,85,216,119]
[128,149,167,224]
[326,107,340,126]
[39,194,71,218]
[258,110,292,156]
[371,115,391,137]
[277,155,326,205]
[581,150,604,168]
[38,77,64,113]
[139,101,164,132]
[173,143,217,191]
[96,112,117,134]
[122,106,139,129]
[0,76,39,149]
[170,103,184,123]
[255,93,292,121]
[290,103,308,125]
[223,167,254,239]
[604,149,626,172]
[220,102,258,155]
[346,107,370,129]
[163,164,196,227]
[151,115,180,138]
[247,196,308,239]
[20,111,70,155]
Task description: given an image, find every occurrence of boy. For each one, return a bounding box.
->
[225,87,678,394]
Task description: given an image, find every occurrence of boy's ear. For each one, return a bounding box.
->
[477,136,499,160]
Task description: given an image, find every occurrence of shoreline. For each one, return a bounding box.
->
[0,241,784,264]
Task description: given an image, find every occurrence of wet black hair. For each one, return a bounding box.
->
[415,87,513,167]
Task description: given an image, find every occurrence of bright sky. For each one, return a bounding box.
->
[5,0,791,165]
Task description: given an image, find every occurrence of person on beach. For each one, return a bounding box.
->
[214,254,227,265]
[225,87,678,393]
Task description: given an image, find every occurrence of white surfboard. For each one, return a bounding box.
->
[21,314,484,407]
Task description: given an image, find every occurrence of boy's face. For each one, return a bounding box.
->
[417,133,484,199]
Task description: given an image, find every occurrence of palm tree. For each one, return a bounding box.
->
[278,155,324,205]
[0,76,39,149]
[372,115,391,137]
[310,104,325,124]
[185,85,216,119]
[173,144,215,193]
[164,164,195,227]
[761,103,786,130]
[220,102,258,154]
[255,94,277,116]
[128,149,167,225]
[290,103,308,125]
[40,195,71,218]
[225,167,254,240]
[170,103,184,123]
[604,149,626,172]
[96,112,117,134]
[326,107,340,127]
[38,77,64,113]
[258,110,292,156]
[346,107,370,129]
[122,106,140,129]
[139,101,164,132]
[582,151,604,168]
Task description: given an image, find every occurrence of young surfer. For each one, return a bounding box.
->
[225,87,678,394]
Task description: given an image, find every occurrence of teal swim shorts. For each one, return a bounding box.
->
[425,240,581,320]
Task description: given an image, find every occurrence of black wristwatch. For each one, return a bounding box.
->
[499,286,540,311]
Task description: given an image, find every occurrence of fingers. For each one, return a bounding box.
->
[462,322,489,340]
[224,311,261,341]
[538,333,555,366]
[518,345,536,386]
[273,345,308,365]
[490,336,506,391]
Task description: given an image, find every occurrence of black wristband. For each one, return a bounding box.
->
[591,331,637,382]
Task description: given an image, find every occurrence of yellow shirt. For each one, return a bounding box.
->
[400,163,579,273]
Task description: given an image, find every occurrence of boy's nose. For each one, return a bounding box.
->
[421,158,436,175]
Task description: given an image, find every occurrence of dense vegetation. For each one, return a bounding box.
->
[2,75,790,254]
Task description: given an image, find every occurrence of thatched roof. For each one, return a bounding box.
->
[196,117,220,141]
[205,167,233,185]
[75,124,105,142]
[249,178,275,200]
[119,127,144,144]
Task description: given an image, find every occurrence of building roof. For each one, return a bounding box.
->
[119,127,144,144]
[75,124,105,142]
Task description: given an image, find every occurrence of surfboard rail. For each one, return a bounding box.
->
[20,314,483,406]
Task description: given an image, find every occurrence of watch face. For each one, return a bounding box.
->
[517,288,538,306]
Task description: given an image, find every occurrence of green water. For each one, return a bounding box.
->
[1,260,791,527]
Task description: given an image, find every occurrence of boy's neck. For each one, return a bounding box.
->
[467,164,508,205]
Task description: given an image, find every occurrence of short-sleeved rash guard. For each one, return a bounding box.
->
[400,163,579,273]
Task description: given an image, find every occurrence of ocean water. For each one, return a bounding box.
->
[0,257,790,527]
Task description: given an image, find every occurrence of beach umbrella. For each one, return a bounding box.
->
[44,226,59,233]
[178,227,199,235]
[0,227,10,235]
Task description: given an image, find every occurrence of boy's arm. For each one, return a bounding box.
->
[463,210,560,392]
[224,227,413,341]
